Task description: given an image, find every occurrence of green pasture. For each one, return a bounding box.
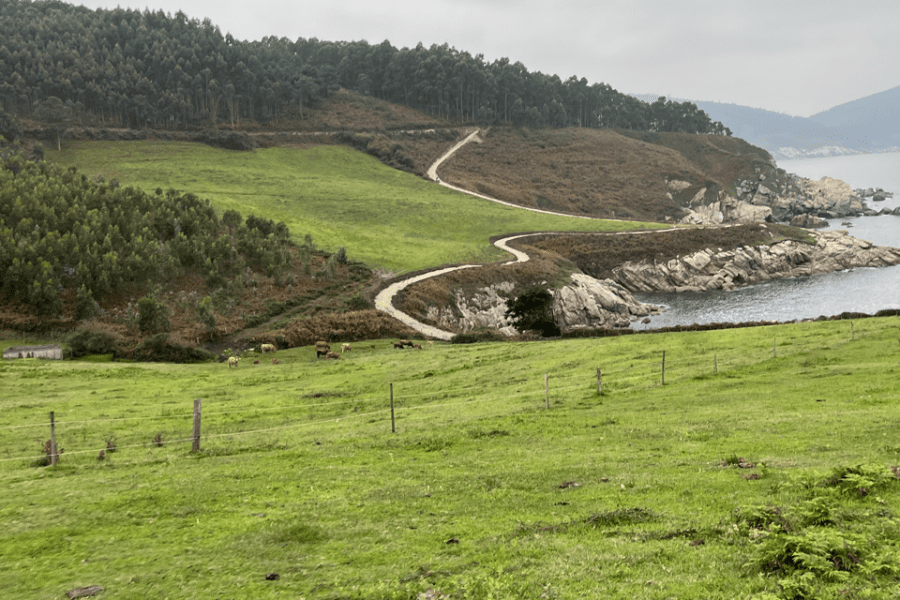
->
[2,318,900,599]
[50,141,664,273]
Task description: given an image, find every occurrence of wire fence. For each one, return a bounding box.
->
[0,318,883,468]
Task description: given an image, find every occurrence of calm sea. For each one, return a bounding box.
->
[634,151,900,329]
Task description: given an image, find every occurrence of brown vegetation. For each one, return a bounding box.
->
[436,127,773,221]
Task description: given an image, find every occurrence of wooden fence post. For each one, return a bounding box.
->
[596,367,602,396]
[390,383,396,433]
[773,338,777,358]
[545,373,549,409]
[192,398,202,452]
[851,321,855,340]
[49,411,58,466]
[661,351,666,386]
[714,353,718,375]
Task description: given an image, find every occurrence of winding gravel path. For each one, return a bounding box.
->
[374,129,680,340]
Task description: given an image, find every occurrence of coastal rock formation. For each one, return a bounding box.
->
[612,230,900,294]
[681,160,886,225]
[738,172,872,222]
[680,191,773,225]
[424,282,518,336]
[552,274,660,330]
[423,275,660,335]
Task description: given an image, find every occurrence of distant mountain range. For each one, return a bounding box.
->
[631,86,900,160]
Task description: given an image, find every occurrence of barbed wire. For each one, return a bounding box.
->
[0,324,878,465]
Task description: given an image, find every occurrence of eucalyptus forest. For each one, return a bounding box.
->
[0,0,730,134]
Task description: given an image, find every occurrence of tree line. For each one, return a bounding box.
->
[0,0,730,135]
[0,141,294,317]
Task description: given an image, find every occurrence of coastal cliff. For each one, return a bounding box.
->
[423,275,659,335]
[613,230,900,293]
[421,229,900,335]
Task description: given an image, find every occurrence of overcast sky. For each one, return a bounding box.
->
[75,0,900,117]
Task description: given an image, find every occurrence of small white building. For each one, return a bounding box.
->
[3,344,64,360]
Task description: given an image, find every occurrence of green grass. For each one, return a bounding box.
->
[50,141,665,273]
[2,318,900,599]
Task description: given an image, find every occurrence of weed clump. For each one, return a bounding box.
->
[818,463,896,497]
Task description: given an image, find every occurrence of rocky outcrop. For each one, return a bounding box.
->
[735,171,874,223]
[789,214,829,228]
[613,230,900,293]
[423,275,661,335]
[682,160,888,225]
[861,187,894,202]
[424,282,518,336]
[551,274,660,330]
[680,191,772,225]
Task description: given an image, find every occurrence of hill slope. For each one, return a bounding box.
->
[632,88,900,159]
[436,126,772,221]
[7,89,825,352]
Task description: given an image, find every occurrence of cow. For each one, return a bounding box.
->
[261,343,276,353]
[393,342,405,349]
[227,356,240,368]
[341,343,351,353]
[325,351,340,360]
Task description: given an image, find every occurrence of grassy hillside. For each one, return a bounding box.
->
[2,318,899,598]
[50,140,664,273]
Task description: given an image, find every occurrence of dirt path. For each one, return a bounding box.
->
[375,129,604,340]
[375,130,690,339]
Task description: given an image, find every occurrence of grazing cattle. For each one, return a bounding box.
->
[325,351,340,360]
[271,358,280,365]
[393,342,405,349]
[253,360,259,364]
[261,343,276,353]
[227,356,240,368]
[399,339,414,347]
[426,341,434,348]
[341,343,351,353]
[316,349,329,358]
[315,340,330,350]
[412,343,422,349]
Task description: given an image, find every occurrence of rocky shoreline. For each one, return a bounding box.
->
[421,229,900,336]
[678,163,895,226]
[612,229,900,293]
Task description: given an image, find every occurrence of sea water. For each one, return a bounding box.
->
[634,152,900,329]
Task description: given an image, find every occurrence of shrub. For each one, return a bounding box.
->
[0,109,23,143]
[194,129,255,151]
[450,330,508,344]
[67,325,122,358]
[505,286,560,337]
[196,296,216,333]
[126,333,216,363]
[138,294,170,334]
[74,285,99,321]
[345,293,370,311]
